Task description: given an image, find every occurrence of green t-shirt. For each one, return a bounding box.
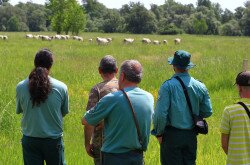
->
[16,77,69,138]
[84,87,154,153]
[220,102,250,165]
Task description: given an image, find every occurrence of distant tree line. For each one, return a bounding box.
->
[1,0,250,36]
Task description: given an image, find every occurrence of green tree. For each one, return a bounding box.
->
[46,0,66,34]
[221,9,234,23]
[102,9,123,33]
[241,5,250,36]
[194,17,208,34]
[211,3,223,20]
[124,2,157,34]
[234,7,244,20]
[7,16,19,31]
[197,0,212,9]
[64,0,86,34]
[220,19,242,36]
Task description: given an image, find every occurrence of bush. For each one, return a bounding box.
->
[158,24,183,35]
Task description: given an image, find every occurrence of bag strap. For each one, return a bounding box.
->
[174,76,195,123]
[121,89,143,148]
[237,101,250,119]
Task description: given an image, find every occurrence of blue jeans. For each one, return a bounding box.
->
[102,150,144,165]
[21,135,66,165]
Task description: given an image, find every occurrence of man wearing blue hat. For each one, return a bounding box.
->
[152,50,213,165]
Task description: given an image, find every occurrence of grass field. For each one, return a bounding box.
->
[0,32,250,164]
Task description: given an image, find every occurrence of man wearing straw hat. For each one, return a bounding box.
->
[152,50,213,165]
[220,71,250,165]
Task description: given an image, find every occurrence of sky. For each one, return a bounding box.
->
[9,0,247,12]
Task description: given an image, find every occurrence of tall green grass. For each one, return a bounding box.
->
[0,32,250,164]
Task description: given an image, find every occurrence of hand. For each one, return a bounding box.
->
[157,136,162,144]
[85,143,94,158]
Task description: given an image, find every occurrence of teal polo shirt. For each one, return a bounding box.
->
[84,87,154,153]
[152,72,212,136]
[16,77,69,139]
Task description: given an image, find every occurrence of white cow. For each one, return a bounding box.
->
[88,38,93,42]
[26,34,33,39]
[163,40,168,44]
[72,36,83,41]
[153,40,161,45]
[33,35,39,39]
[77,37,83,41]
[142,38,151,44]
[96,37,109,45]
[41,35,52,41]
[107,38,112,42]
[174,38,181,44]
[123,38,134,44]
[3,35,8,40]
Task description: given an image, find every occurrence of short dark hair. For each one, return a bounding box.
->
[120,60,143,83]
[236,71,250,86]
[99,55,117,74]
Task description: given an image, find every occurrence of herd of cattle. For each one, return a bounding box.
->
[0,34,182,45]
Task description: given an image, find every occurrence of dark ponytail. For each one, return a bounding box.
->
[29,49,53,107]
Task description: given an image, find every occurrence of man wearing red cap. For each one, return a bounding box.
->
[152,50,213,165]
[220,71,250,165]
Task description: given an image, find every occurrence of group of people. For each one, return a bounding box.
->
[16,48,250,165]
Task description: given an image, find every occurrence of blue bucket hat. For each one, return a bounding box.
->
[168,50,195,69]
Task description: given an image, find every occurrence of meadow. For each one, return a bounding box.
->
[0,32,250,165]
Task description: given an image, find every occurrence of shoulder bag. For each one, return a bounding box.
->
[174,76,208,135]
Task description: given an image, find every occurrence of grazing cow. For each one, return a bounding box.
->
[77,37,83,41]
[123,38,134,44]
[65,35,70,39]
[153,40,161,45]
[163,40,168,44]
[72,36,83,41]
[174,38,181,44]
[41,35,52,41]
[107,38,112,42]
[33,35,39,39]
[96,37,109,45]
[60,35,67,40]
[54,35,61,40]
[26,34,33,39]
[3,35,8,40]
[142,38,151,44]
[88,38,93,42]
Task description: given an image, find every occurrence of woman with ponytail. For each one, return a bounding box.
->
[16,49,69,165]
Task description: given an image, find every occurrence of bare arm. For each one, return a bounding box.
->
[84,121,95,157]
[221,133,229,154]
[82,86,99,157]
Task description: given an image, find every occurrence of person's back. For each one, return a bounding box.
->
[83,60,154,165]
[84,55,119,165]
[16,77,68,138]
[152,50,212,165]
[159,74,212,129]
[221,71,250,165]
[221,103,250,165]
[96,87,153,153]
[16,49,69,165]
